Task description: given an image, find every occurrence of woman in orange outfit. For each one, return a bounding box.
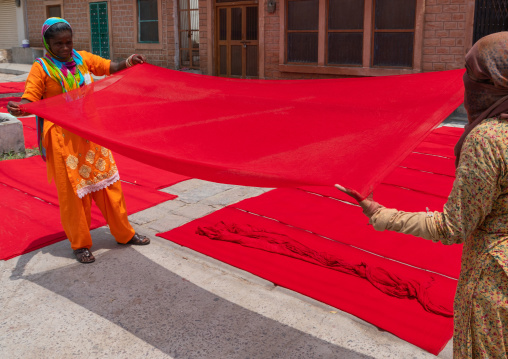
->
[7,17,150,264]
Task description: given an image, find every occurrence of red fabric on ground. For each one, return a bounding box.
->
[0,183,65,260]
[382,167,455,198]
[400,152,456,177]
[114,154,190,189]
[0,157,177,259]
[414,141,455,158]
[432,126,463,137]
[0,96,20,112]
[301,183,449,212]
[22,64,465,198]
[157,207,456,354]
[0,82,25,94]
[18,116,36,129]
[233,188,462,279]
[424,132,463,146]
[19,117,38,148]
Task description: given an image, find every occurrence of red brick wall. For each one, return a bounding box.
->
[262,0,470,79]
[26,0,176,68]
[422,0,468,71]
[26,0,471,78]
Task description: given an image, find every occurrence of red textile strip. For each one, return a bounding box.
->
[157,207,456,354]
[19,117,38,148]
[233,188,462,279]
[0,81,25,94]
[21,65,465,198]
[301,183,449,213]
[114,154,190,189]
[399,152,456,177]
[414,141,455,158]
[0,96,20,113]
[0,157,177,259]
[0,183,65,260]
[424,132,463,146]
[432,126,463,137]
[382,167,455,198]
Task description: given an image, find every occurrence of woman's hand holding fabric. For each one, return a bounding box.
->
[6,99,31,117]
[130,54,146,65]
[334,184,383,218]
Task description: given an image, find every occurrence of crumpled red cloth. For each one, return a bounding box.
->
[197,221,452,317]
[21,64,464,198]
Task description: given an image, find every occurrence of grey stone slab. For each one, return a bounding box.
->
[0,116,24,154]
[177,203,216,219]
[129,199,186,225]
[160,178,209,195]
[175,182,237,204]
[199,186,270,207]
[145,213,191,233]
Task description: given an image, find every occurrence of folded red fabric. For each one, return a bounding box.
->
[197,220,452,317]
[21,64,465,198]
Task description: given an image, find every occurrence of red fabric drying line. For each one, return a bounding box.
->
[234,188,462,279]
[21,64,465,198]
[0,157,177,260]
[157,207,456,354]
[0,81,25,94]
[197,221,452,317]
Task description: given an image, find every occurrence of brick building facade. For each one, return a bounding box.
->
[23,0,480,79]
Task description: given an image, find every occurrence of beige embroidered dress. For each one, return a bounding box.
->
[371,118,508,358]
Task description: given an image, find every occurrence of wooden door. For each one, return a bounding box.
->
[216,5,258,78]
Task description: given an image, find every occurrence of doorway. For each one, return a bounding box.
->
[216,4,258,78]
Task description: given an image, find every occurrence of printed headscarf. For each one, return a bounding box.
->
[455,32,508,165]
[36,17,90,93]
[35,18,92,160]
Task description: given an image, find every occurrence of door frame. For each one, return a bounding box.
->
[214,0,261,78]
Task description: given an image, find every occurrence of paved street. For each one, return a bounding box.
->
[0,63,459,358]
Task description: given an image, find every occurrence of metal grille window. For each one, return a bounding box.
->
[286,0,319,63]
[90,2,110,59]
[138,0,159,43]
[285,0,420,70]
[473,0,508,43]
[178,0,199,69]
[372,0,415,67]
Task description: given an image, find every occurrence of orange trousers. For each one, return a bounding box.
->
[46,127,135,250]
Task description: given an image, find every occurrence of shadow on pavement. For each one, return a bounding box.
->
[17,242,374,359]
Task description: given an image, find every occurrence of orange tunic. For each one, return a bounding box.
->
[22,51,119,198]
[22,51,134,249]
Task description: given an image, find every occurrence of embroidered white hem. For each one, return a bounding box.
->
[76,172,120,199]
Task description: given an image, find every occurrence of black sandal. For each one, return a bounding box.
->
[74,248,95,263]
[120,233,150,246]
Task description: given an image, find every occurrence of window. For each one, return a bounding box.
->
[283,0,423,75]
[45,1,64,20]
[138,0,159,43]
[178,0,200,69]
[47,5,62,18]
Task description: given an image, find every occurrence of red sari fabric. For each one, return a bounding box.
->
[21,64,465,198]
[157,207,456,354]
[0,82,25,94]
[0,157,177,260]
